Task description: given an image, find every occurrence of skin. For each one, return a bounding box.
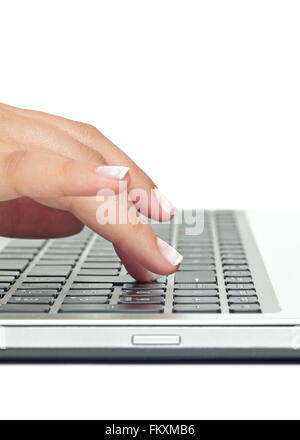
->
[0,103,180,281]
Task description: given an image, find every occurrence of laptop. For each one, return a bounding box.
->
[0,210,300,361]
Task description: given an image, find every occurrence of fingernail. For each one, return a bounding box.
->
[96,166,130,180]
[157,237,183,266]
[154,188,176,216]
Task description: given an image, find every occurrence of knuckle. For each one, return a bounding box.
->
[75,121,102,141]
[78,143,106,164]
[0,103,12,123]
[4,151,28,177]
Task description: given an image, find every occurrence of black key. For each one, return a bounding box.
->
[175,271,216,284]
[224,271,251,277]
[0,276,15,283]
[82,263,121,269]
[0,271,20,276]
[119,296,165,304]
[174,290,219,297]
[175,283,218,290]
[19,283,62,290]
[0,283,11,290]
[9,297,54,305]
[59,304,164,313]
[123,283,166,290]
[71,283,113,290]
[122,289,165,297]
[230,304,262,313]
[67,290,112,297]
[16,290,58,297]
[227,290,257,297]
[174,297,220,304]
[29,266,72,277]
[0,304,50,313]
[173,304,221,313]
[24,277,65,284]
[227,283,255,290]
[78,269,119,276]
[0,260,30,271]
[179,265,216,271]
[228,296,259,305]
[64,296,109,304]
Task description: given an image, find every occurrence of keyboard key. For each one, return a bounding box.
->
[225,277,253,284]
[0,304,50,313]
[0,283,11,290]
[0,260,30,271]
[227,290,257,297]
[229,304,262,313]
[173,304,221,313]
[82,263,121,269]
[175,283,218,290]
[71,283,113,290]
[228,296,259,305]
[174,290,219,297]
[67,290,112,297]
[0,276,16,283]
[28,266,72,277]
[64,297,109,304]
[123,283,166,290]
[179,265,216,271]
[59,304,164,313]
[16,290,59,297]
[122,289,165,297]
[224,271,251,277]
[119,296,165,304]
[41,255,79,261]
[224,265,249,271]
[7,239,45,248]
[78,269,119,276]
[0,253,35,260]
[174,297,220,304]
[175,271,216,284]
[223,260,248,265]
[19,283,62,290]
[85,257,120,263]
[37,260,77,266]
[9,297,54,305]
[0,271,20,277]
[24,277,65,283]
[75,275,167,284]
[227,284,255,290]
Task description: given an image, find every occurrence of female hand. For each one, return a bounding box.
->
[0,103,183,281]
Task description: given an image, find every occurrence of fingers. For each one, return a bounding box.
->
[59,195,183,279]
[0,103,175,221]
[0,198,84,238]
[0,150,130,201]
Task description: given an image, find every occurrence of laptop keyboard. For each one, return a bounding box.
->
[0,211,279,317]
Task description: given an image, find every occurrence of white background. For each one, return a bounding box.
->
[1,0,300,420]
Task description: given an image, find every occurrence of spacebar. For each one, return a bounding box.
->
[59,304,164,313]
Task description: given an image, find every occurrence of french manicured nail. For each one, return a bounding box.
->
[154,188,176,215]
[96,166,130,180]
[157,237,183,266]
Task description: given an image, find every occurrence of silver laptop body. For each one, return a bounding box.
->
[0,210,300,361]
